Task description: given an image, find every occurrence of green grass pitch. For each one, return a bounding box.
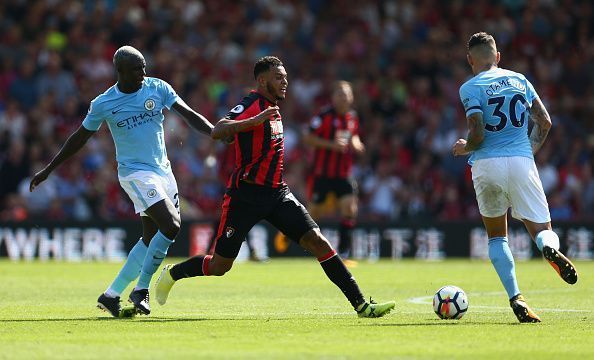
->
[0,258,592,359]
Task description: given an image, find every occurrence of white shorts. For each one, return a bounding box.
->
[119,170,179,216]
[471,156,551,223]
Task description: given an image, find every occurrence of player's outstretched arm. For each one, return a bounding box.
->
[303,133,348,153]
[211,106,279,140]
[29,125,95,192]
[171,100,214,136]
[529,97,552,154]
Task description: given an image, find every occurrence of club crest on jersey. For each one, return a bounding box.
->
[225,226,235,238]
[147,189,157,198]
[230,104,244,114]
[144,99,155,111]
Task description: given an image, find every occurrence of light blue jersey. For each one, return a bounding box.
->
[459,67,538,164]
[82,77,180,177]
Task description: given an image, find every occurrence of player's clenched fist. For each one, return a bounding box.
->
[252,106,280,126]
[452,138,469,156]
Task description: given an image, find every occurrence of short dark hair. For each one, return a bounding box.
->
[113,46,144,69]
[467,32,496,51]
[254,56,283,79]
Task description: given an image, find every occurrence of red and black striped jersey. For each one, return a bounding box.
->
[224,91,285,189]
[308,107,359,178]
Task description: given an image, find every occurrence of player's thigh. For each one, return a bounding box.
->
[308,178,332,219]
[310,177,331,205]
[213,190,265,259]
[471,158,510,218]
[164,171,181,214]
[334,178,357,198]
[149,170,180,218]
[119,170,179,217]
[508,157,551,223]
[266,188,318,243]
[144,198,180,232]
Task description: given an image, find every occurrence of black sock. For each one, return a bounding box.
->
[338,219,355,257]
[318,250,365,309]
[170,255,211,280]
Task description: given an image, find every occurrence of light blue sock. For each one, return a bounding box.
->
[136,231,174,289]
[488,237,520,300]
[106,239,147,296]
[535,230,560,251]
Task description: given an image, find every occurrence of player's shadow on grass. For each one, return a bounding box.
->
[358,320,516,326]
[0,318,523,325]
[0,317,123,322]
[0,317,292,322]
[0,318,209,322]
[133,317,293,322]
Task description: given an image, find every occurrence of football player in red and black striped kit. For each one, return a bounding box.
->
[155,56,395,318]
[304,81,365,266]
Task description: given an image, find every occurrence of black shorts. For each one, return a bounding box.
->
[310,177,357,204]
[214,181,318,258]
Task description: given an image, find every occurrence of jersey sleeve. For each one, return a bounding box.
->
[459,83,482,117]
[81,98,104,131]
[524,78,539,104]
[158,79,180,109]
[224,94,258,121]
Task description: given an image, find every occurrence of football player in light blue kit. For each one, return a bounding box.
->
[452,32,578,323]
[30,46,215,317]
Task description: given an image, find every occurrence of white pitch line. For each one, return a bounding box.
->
[408,289,594,313]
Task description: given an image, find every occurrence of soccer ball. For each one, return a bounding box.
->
[433,285,468,319]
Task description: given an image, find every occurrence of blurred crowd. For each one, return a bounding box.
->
[1,0,594,223]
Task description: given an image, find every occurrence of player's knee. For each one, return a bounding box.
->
[141,236,152,247]
[340,207,356,219]
[299,228,332,255]
[161,215,181,239]
[209,261,233,276]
